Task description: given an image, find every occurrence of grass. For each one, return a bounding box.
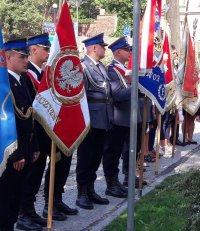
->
[103,170,200,231]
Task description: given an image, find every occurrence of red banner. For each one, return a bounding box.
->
[33,1,90,156]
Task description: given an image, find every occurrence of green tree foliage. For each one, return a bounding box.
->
[0,0,53,40]
[0,0,147,40]
[68,0,99,21]
[94,0,146,37]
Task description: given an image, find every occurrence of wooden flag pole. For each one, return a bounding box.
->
[47,141,56,230]
[183,111,187,144]
[138,96,147,198]
[155,113,161,175]
[172,109,178,157]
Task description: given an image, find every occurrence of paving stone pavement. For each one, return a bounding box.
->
[15,121,200,231]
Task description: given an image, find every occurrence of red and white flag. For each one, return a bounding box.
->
[127,0,166,114]
[33,0,90,156]
[181,16,200,115]
[182,18,199,98]
[140,0,162,70]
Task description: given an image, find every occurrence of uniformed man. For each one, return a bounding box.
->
[103,37,147,190]
[102,37,131,197]
[16,33,78,231]
[76,33,113,209]
[0,38,39,231]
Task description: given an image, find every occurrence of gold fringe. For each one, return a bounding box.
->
[0,140,18,177]
[165,80,176,111]
[33,110,90,157]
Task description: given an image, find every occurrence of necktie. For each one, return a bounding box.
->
[19,75,22,85]
[38,69,44,81]
[96,63,107,80]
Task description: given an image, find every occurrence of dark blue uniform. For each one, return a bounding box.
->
[18,61,74,225]
[0,72,38,231]
[102,60,142,196]
[76,55,113,183]
[102,61,132,167]
[76,55,113,209]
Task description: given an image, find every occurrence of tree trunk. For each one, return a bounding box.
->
[166,0,181,52]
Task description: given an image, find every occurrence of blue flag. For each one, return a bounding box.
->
[139,66,166,113]
[0,29,17,177]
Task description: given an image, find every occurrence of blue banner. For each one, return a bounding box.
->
[0,29,17,176]
[139,66,166,114]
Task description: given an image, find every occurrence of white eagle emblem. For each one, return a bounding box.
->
[56,60,83,93]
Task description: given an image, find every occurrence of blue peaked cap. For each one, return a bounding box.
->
[28,33,51,47]
[108,36,131,52]
[4,38,29,55]
[82,33,108,47]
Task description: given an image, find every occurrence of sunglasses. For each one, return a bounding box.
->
[37,45,50,51]
[120,48,132,52]
[43,47,50,52]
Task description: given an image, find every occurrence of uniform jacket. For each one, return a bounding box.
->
[8,72,39,163]
[107,60,142,127]
[22,61,51,154]
[82,55,113,130]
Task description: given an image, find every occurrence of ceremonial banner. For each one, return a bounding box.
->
[33,1,90,156]
[182,17,200,115]
[128,0,166,114]
[139,0,157,70]
[0,29,17,177]
[162,29,176,110]
[182,18,199,98]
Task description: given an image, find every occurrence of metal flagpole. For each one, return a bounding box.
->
[127,0,141,230]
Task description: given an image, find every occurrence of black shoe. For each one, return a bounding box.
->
[76,184,94,210]
[117,180,128,193]
[16,215,43,231]
[105,176,127,198]
[43,205,67,221]
[27,211,47,227]
[135,177,147,186]
[175,140,184,146]
[105,186,127,198]
[189,140,198,145]
[54,200,78,215]
[87,182,109,205]
[88,192,109,204]
[76,194,94,210]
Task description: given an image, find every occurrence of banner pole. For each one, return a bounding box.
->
[47,141,56,230]
[172,109,178,157]
[183,111,187,144]
[127,0,140,230]
[155,113,161,175]
[138,96,147,198]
